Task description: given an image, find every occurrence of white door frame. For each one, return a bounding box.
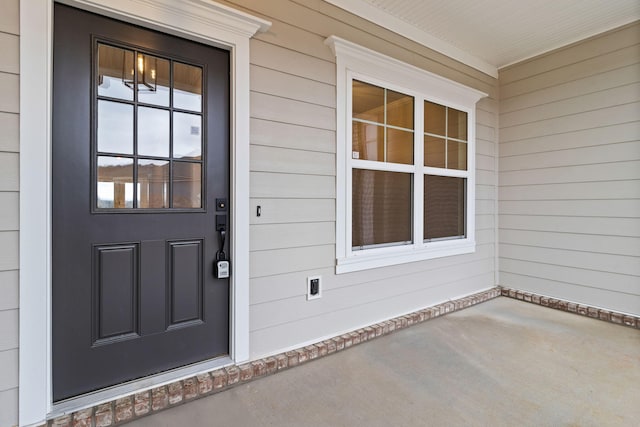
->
[19,1,269,425]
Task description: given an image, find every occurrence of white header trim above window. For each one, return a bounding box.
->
[325,36,486,274]
[325,36,487,107]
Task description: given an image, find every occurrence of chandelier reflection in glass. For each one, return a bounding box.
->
[123,52,157,92]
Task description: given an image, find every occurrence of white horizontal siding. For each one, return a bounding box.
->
[500,258,639,296]
[476,184,495,200]
[250,243,495,305]
[250,245,335,278]
[0,349,18,391]
[249,272,495,358]
[501,63,640,114]
[225,0,499,358]
[476,169,496,187]
[499,199,640,218]
[499,23,640,85]
[499,181,640,201]
[250,118,335,153]
[499,161,640,186]
[476,123,496,141]
[254,16,335,62]
[501,82,640,128]
[477,138,496,157]
[0,113,19,153]
[500,102,640,142]
[500,43,640,99]
[251,39,336,85]
[0,271,18,311]
[250,222,335,251]
[0,0,19,36]
[500,121,640,157]
[0,232,18,272]
[500,243,640,277]
[0,32,19,74]
[476,199,495,215]
[250,145,335,176]
[250,257,494,332]
[251,244,495,306]
[476,214,494,230]
[477,154,495,171]
[0,74,19,114]
[500,229,640,257]
[251,172,336,199]
[0,311,18,352]
[0,153,18,192]
[251,64,336,108]
[0,192,18,231]
[0,2,19,424]
[476,106,496,125]
[250,198,335,225]
[250,266,334,305]
[0,388,17,427]
[251,91,336,130]
[500,215,640,237]
[500,141,640,171]
[498,21,640,315]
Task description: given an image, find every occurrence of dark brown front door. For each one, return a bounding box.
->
[52,4,230,401]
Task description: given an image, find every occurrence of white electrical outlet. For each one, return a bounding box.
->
[307,275,322,300]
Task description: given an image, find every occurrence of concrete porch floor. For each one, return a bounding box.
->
[127,297,639,426]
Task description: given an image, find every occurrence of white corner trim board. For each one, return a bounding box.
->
[19,1,270,426]
[326,35,487,274]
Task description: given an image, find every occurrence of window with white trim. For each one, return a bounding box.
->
[325,36,486,274]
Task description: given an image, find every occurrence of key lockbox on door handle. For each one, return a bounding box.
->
[215,199,230,279]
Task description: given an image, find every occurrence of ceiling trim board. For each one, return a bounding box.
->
[498,17,640,71]
[323,0,499,78]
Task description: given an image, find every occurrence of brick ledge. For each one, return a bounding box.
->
[499,286,639,329]
[47,287,501,426]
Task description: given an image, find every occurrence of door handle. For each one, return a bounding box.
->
[215,215,229,278]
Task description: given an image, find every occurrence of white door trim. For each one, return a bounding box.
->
[19,1,269,425]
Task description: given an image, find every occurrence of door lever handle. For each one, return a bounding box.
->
[215,226,229,279]
[218,228,226,251]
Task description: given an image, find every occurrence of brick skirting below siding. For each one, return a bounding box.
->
[500,287,640,329]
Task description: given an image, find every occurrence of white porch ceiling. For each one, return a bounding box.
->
[325,0,640,77]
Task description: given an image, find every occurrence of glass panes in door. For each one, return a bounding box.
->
[95,42,205,210]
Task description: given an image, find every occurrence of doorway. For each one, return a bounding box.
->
[52,4,230,401]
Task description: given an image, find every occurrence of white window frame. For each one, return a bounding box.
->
[325,36,486,274]
[20,1,269,425]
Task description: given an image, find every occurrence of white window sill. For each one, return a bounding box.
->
[336,240,476,274]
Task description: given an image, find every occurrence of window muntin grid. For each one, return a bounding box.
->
[94,41,204,211]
